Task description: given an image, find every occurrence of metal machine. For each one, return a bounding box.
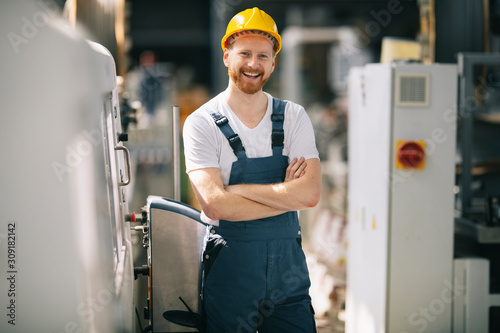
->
[347,56,500,332]
[0,1,134,332]
[0,2,208,332]
[132,196,206,333]
[346,62,458,333]
[452,53,500,333]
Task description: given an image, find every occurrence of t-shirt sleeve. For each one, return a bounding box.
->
[183,111,220,173]
[286,104,320,161]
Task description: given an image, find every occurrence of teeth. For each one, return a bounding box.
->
[243,72,259,77]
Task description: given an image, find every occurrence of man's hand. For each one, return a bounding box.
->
[188,157,320,222]
[285,157,307,182]
[225,157,321,212]
[188,167,287,222]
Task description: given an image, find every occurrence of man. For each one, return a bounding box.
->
[183,7,321,333]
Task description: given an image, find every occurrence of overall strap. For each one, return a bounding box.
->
[207,109,247,159]
[271,97,287,156]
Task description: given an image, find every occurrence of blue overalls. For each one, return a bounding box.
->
[201,98,316,333]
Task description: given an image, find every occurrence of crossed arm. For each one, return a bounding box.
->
[188,157,321,222]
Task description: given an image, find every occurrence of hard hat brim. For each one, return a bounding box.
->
[221,29,281,54]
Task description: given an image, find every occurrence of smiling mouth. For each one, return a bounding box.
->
[243,71,261,78]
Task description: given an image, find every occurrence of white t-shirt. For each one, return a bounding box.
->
[183,90,319,185]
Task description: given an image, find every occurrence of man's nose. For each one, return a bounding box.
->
[247,55,259,67]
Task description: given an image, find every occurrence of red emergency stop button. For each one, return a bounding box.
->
[125,212,136,222]
[396,140,425,169]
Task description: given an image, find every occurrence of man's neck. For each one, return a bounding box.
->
[225,84,268,129]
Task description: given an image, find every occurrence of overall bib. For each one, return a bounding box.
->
[202,98,316,333]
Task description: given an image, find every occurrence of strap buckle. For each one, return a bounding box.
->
[271,114,284,122]
[215,115,228,127]
[228,134,245,152]
[272,129,284,148]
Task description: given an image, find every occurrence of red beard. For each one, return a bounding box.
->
[228,67,270,94]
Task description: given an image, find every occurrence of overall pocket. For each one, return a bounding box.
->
[202,235,227,279]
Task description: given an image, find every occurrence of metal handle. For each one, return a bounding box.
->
[115,145,131,186]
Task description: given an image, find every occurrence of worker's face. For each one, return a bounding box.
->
[224,35,275,94]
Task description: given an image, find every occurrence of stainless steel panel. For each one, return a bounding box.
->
[149,197,205,332]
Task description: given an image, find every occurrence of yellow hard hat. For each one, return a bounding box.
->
[221,7,282,54]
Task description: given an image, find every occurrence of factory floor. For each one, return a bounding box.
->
[306,242,347,333]
[305,246,346,333]
[315,313,345,333]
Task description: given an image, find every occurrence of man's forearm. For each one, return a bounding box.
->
[226,182,314,211]
[226,158,321,211]
[188,169,287,222]
[212,192,287,221]
[188,159,319,223]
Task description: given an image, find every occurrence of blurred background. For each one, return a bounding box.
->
[6,0,500,332]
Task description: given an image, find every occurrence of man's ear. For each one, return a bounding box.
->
[223,50,230,67]
[270,55,276,73]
